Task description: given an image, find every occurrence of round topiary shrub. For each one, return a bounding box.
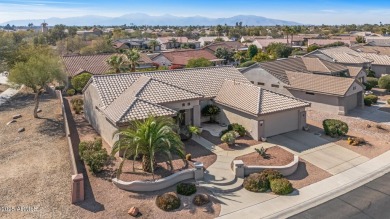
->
[192,194,210,206]
[259,169,283,181]
[176,183,197,196]
[243,173,270,192]
[366,77,379,88]
[66,89,75,96]
[365,94,378,104]
[221,131,237,146]
[270,178,294,195]
[378,75,390,90]
[364,97,372,106]
[227,123,246,137]
[322,119,348,137]
[156,192,181,211]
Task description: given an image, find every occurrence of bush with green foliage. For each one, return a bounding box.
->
[366,69,376,77]
[227,123,246,137]
[387,99,390,105]
[176,183,197,196]
[201,104,220,123]
[363,82,373,91]
[156,192,181,211]
[192,194,210,206]
[79,138,108,174]
[186,57,212,68]
[260,169,283,181]
[364,97,372,106]
[71,97,83,114]
[243,173,270,192]
[221,131,237,145]
[307,44,320,53]
[239,60,256,67]
[66,89,75,96]
[55,85,65,90]
[266,42,293,58]
[247,45,259,59]
[188,125,201,135]
[365,94,378,104]
[322,119,349,137]
[71,73,92,93]
[378,75,390,90]
[366,77,379,89]
[270,178,294,195]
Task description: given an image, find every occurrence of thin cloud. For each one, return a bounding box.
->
[320,9,337,13]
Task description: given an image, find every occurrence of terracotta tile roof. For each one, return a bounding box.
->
[285,71,358,96]
[346,66,364,77]
[243,57,347,84]
[215,80,310,115]
[203,41,245,52]
[62,54,112,77]
[157,49,217,66]
[308,39,351,46]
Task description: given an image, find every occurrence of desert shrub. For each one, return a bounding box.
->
[365,94,378,104]
[188,126,201,135]
[71,73,92,93]
[219,129,230,137]
[363,82,373,91]
[79,138,108,174]
[347,137,365,146]
[260,169,283,181]
[366,69,376,77]
[156,192,181,211]
[71,97,84,114]
[201,104,220,123]
[366,77,379,88]
[55,85,65,90]
[176,183,197,196]
[221,131,237,145]
[192,194,210,206]
[255,147,269,159]
[227,123,246,137]
[66,89,75,96]
[378,75,390,90]
[243,173,270,192]
[364,97,372,106]
[185,153,192,161]
[322,119,348,137]
[387,99,390,105]
[270,178,294,195]
[239,60,256,67]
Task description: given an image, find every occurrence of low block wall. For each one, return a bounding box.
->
[113,168,203,192]
[233,155,299,178]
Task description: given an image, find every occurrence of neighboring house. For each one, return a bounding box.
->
[241,60,365,115]
[351,45,390,56]
[62,53,154,78]
[203,41,246,53]
[251,39,289,50]
[346,66,367,83]
[113,39,152,50]
[198,36,230,47]
[365,36,390,47]
[240,36,272,43]
[152,49,221,67]
[83,66,310,146]
[76,27,103,38]
[306,46,390,77]
[307,39,352,47]
[156,37,200,50]
[330,35,357,43]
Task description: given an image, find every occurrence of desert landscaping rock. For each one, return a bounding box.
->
[6,119,16,125]
[12,114,22,119]
[18,127,25,133]
[127,207,139,217]
[37,108,42,113]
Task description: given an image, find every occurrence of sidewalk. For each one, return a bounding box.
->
[217,149,390,219]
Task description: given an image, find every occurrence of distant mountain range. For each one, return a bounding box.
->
[1,13,301,26]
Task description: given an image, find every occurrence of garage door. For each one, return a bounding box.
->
[344,93,358,112]
[263,110,299,137]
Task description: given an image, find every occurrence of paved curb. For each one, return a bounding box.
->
[264,161,390,219]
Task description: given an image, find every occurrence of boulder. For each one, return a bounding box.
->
[6,120,16,125]
[37,109,42,113]
[18,128,25,133]
[13,114,22,119]
[127,207,139,217]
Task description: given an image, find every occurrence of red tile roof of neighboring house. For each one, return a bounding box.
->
[157,49,218,66]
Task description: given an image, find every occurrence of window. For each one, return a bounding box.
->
[250,81,254,84]
[353,86,356,90]
[257,82,265,86]
[271,84,279,88]
[306,92,315,95]
[187,102,191,106]
[182,103,185,107]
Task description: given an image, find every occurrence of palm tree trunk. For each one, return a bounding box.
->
[33,91,40,118]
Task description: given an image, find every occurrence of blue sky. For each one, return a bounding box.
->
[1,0,390,24]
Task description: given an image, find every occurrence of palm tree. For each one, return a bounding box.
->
[106,55,125,73]
[111,116,185,180]
[290,27,298,46]
[282,26,291,44]
[124,49,141,72]
[170,38,178,49]
[148,39,160,52]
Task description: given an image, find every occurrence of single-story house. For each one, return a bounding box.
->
[251,39,290,50]
[351,45,390,56]
[156,37,200,50]
[203,41,246,53]
[198,36,230,47]
[151,49,222,67]
[240,36,272,43]
[365,36,390,47]
[62,53,154,78]
[346,66,367,83]
[307,39,352,47]
[306,46,390,77]
[83,66,310,146]
[241,63,364,115]
[76,27,103,39]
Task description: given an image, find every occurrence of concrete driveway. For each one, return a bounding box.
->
[268,131,369,175]
[348,105,390,124]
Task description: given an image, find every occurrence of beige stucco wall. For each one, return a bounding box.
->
[242,67,290,95]
[84,84,119,147]
[371,65,390,77]
[152,55,172,67]
[343,93,358,112]
[258,109,301,137]
[288,89,341,113]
